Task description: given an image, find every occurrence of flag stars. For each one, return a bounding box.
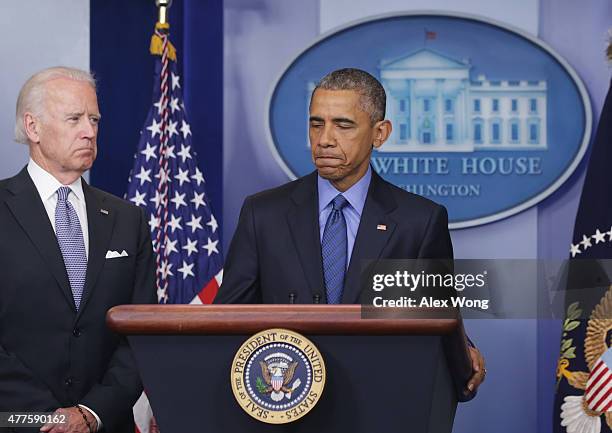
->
[175,168,191,186]
[570,228,612,257]
[160,260,174,279]
[130,190,147,207]
[207,214,218,233]
[130,69,225,294]
[170,191,187,209]
[150,190,163,208]
[165,237,178,255]
[140,142,157,162]
[147,118,162,138]
[163,145,176,159]
[186,214,203,233]
[191,167,205,186]
[181,120,191,138]
[134,166,152,186]
[190,192,206,210]
[171,72,181,90]
[593,229,607,244]
[148,214,160,231]
[157,287,168,303]
[203,237,219,256]
[580,234,592,249]
[155,167,169,185]
[168,214,183,233]
[169,97,180,113]
[168,120,178,138]
[178,260,195,280]
[177,144,192,163]
[570,243,581,258]
[153,96,165,115]
[182,237,199,257]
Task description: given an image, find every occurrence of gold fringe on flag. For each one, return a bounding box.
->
[150,22,177,61]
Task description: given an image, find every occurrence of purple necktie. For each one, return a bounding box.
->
[55,186,87,310]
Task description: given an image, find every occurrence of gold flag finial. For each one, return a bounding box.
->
[150,0,176,61]
[156,0,173,25]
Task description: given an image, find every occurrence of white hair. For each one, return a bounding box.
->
[14,66,96,144]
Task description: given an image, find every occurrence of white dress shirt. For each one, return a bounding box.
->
[27,159,102,429]
[27,159,89,258]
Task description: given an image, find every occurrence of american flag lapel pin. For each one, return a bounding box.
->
[377,224,387,231]
[100,209,109,215]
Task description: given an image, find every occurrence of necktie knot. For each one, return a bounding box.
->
[57,186,72,202]
[331,194,349,211]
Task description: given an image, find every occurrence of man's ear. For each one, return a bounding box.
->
[24,112,41,144]
[372,119,392,149]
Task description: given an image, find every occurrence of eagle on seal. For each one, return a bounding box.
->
[260,361,299,402]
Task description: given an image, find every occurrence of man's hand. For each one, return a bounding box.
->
[465,345,486,395]
[39,407,97,433]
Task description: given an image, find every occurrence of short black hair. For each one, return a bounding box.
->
[314,68,386,123]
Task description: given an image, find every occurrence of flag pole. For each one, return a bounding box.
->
[156,0,172,24]
[132,0,224,429]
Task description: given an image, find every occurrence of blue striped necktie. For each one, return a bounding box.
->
[55,186,87,310]
[321,194,349,304]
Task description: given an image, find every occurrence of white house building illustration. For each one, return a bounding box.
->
[378,49,547,152]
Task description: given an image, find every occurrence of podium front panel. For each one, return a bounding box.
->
[130,334,457,433]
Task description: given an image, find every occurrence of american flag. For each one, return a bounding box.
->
[126,23,223,433]
[125,25,223,306]
[424,29,437,40]
[585,349,612,413]
[556,80,612,432]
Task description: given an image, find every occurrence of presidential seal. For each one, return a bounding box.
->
[230,328,326,424]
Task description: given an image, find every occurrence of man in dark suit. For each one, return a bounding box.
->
[0,67,156,433]
[216,68,485,395]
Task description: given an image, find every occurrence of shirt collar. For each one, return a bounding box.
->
[27,158,85,203]
[317,165,371,216]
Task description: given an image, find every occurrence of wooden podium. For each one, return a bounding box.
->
[107,305,472,433]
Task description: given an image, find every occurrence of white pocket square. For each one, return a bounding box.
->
[105,250,128,259]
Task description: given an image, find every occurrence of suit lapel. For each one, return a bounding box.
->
[342,172,397,303]
[286,172,325,300]
[77,182,115,317]
[4,168,75,308]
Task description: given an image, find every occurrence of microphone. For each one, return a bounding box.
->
[288,293,296,304]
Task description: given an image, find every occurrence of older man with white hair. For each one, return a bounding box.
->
[0,67,156,433]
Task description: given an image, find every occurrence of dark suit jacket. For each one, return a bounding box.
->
[216,170,453,304]
[0,168,156,433]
